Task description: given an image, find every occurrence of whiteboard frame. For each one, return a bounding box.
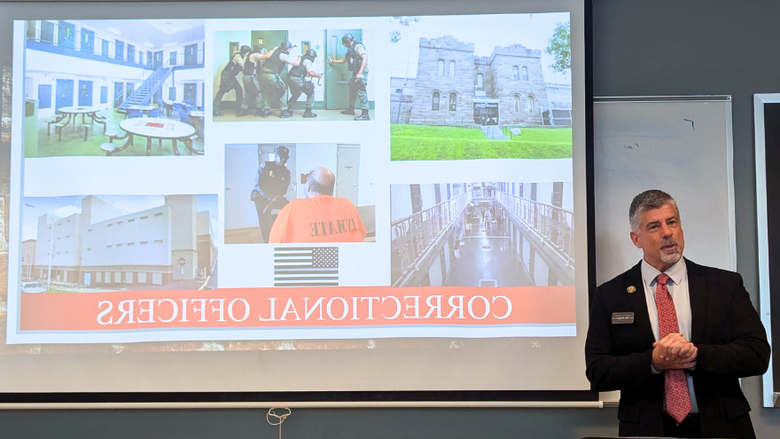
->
[754,93,778,408]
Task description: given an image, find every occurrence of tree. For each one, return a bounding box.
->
[389,16,420,43]
[545,21,571,73]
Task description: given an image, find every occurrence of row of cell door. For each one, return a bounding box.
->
[53,79,94,110]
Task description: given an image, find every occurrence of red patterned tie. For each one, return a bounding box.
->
[655,273,692,423]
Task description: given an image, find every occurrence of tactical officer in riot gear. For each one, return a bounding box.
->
[285,48,323,118]
[260,41,300,119]
[238,44,269,117]
[328,33,370,121]
[251,146,291,243]
[214,45,250,117]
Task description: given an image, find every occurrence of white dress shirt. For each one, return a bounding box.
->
[641,258,699,413]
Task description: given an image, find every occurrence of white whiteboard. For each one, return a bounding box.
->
[593,96,736,285]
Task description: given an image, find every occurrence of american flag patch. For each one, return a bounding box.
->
[274,247,339,287]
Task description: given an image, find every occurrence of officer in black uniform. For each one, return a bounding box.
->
[328,33,370,120]
[251,146,291,243]
[214,45,250,116]
[286,49,323,118]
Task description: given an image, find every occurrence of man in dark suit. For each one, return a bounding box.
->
[585,190,770,438]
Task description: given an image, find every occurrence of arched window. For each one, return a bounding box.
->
[448,60,456,77]
[449,92,457,111]
[476,73,483,89]
[526,95,535,113]
[437,60,444,76]
[513,66,520,80]
[522,66,528,81]
[514,95,521,112]
[432,92,440,111]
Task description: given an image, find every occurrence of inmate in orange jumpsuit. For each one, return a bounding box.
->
[269,195,367,243]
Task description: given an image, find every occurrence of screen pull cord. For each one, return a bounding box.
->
[266,407,292,439]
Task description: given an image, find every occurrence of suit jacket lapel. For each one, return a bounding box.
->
[625,261,656,345]
[685,258,707,343]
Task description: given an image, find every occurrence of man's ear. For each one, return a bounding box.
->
[630,231,641,249]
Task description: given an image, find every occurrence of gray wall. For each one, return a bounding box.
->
[4,0,780,437]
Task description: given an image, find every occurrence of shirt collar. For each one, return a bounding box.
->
[641,257,686,287]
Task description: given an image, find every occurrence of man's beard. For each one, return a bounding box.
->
[660,240,682,265]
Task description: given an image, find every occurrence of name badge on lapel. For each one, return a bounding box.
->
[612,312,634,325]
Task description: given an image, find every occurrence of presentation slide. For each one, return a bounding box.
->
[0,0,590,396]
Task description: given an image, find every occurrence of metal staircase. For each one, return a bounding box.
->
[115,64,172,112]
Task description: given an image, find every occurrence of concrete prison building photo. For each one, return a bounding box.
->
[23,19,205,157]
[26,195,216,291]
[392,36,572,128]
[391,182,574,288]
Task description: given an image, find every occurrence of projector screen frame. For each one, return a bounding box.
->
[0,0,596,405]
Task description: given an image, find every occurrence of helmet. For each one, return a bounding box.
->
[341,33,354,46]
[278,40,294,53]
[275,146,290,159]
[239,45,251,56]
[252,44,264,54]
[304,48,317,60]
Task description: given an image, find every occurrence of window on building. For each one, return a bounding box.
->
[448,60,455,77]
[128,219,135,222]
[432,92,440,111]
[116,243,123,247]
[106,245,112,248]
[514,95,521,112]
[140,241,148,245]
[522,66,528,81]
[476,74,483,89]
[526,95,535,113]
[513,66,520,80]
[141,216,148,220]
[107,223,113,227]
[449,92,457,111]
[437,59,444,76]
[154,239,163,244]
[117,221,123,224]
[154,212,163,217]
[128,242,134,246]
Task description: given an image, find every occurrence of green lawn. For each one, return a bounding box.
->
[391,124,572,161]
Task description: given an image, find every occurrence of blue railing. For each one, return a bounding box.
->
[26,20,204,71]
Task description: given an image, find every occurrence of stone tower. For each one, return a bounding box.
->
[409,36,477,126]
[487,44,549,125]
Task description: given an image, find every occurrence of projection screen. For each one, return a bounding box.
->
[0,0,591,399]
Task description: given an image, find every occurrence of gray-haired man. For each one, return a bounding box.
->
[585,189,769,439]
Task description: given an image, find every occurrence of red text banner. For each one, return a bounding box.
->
[20,286,575,331]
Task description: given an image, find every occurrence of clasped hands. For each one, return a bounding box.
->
[652,332,697,371]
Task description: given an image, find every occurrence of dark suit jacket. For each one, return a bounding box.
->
[585,259,770,438]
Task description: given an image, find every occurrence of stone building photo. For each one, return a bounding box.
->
[389,13,573,161]
[21,194,217,292]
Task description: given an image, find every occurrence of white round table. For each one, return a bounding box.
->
[114,118,202,155]
[53,106,106,140]
[127,105,156,116]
